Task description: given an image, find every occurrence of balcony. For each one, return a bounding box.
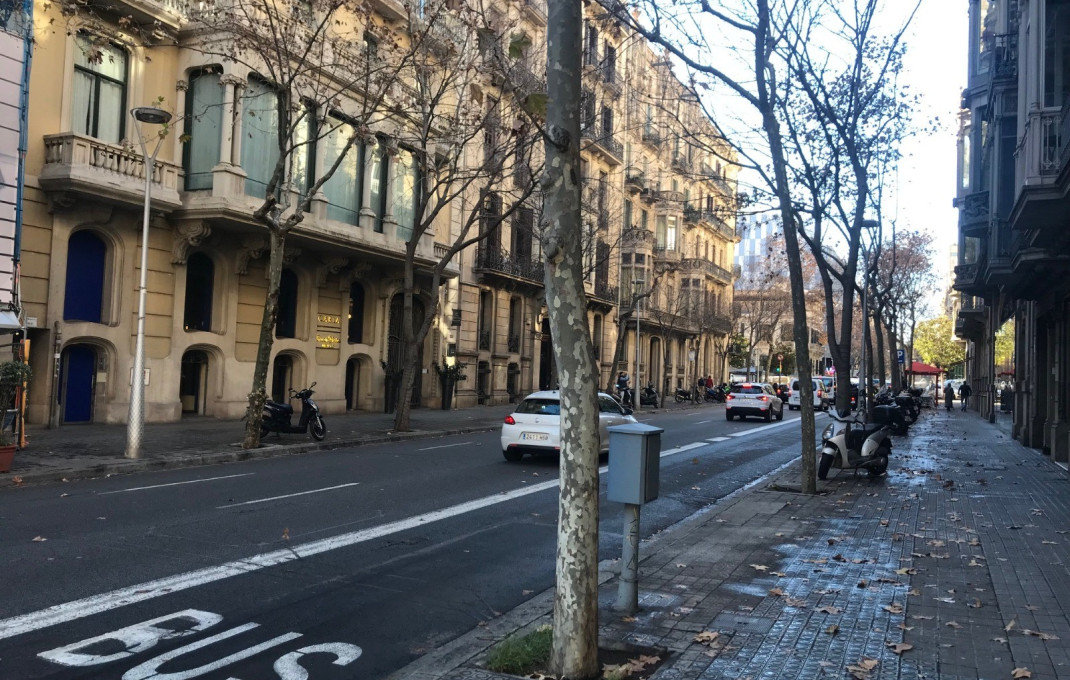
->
[504,61,545,98]
[957,190,990,237]
[520,0,547,25]
[683,204,700,224]
[591,281,618,303]
[624,168,645,194]
[478,329,492,351]
[671,154,692,175]
[641,127,662,148]
[652,244,681,265]
[987,32,1018,81]
[433,242,461,278]
[106,0,185,31]
[40,133,182,212]
[955,295,986,341]
[601,66,622,99]
[474,245,544,285]
[952,262,984,296]
[581,129,624,165]
[370,0,407,22]
[622,228,655,249]
[1010,104,1070,247]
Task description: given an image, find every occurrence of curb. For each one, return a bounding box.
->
[6,424,502,487]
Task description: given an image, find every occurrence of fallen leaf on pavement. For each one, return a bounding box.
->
[12,476,24,486]
[32,536,46,542]
[895,567,917,575]
[946,621,962,629]
[771,571,786,577]
[693,631,719,644]
[886,642,913,655]
[1012,668,1032,679]
[825,624,839,635]
[750,564,768,571]
[993,637,1008,644]
[768,587,784,597]
[1006,620,1017,632]
[969,599,983,608]
[784,597,807,607]
[908,589,921,596]
[911,615,934,620]
[880,519,890,526]
[621,616,637,623]
[935,597,956,604]
[897,623,914,631]
[883,603,904,614]
[818,606,842,615]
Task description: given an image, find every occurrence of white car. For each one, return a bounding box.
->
[725,382,784,422]
[501,390,638,462]
[787,378,829,411]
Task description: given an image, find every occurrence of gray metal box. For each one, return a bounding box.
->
[607,423,663,504]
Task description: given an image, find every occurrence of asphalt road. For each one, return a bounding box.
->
[0,404,821,679]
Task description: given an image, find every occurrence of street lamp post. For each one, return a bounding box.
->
[126,106,172,459]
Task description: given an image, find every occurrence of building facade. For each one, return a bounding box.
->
[18,0,739,427]
[954,0,1070,461]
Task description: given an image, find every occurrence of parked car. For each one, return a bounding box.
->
[500,391,638,462]
[787,378,829,411]
[725,383,784,422]
[819,376,836,404]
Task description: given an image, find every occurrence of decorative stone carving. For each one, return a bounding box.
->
[315,256,349,288]
[171,222,213,264]
[338,261,374,291]
[235,236,268,275]
[282,246,302,265]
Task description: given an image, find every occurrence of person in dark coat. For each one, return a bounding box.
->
[958,382,973,411]
[944,384,955,411]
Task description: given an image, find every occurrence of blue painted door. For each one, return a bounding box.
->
[62,345,96,423]
[64,231,106,322]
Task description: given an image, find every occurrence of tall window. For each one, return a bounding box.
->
[481,192,503,250]
[513,207,534,262]
[276,269,298,339]
[367,138,389,233]
[656,214,666,248]
[184,69,223,190]
[183,252,214,332]
[323,116,364,225]
[623,200,632,230]
[666,215,678,250]
[240,77,280,198]
[393,147,420,241]
[292,102,317,196]
[348,282,365,344]
[72,34,127,143]
[1044,0,1070,107]
[64,231,106,323]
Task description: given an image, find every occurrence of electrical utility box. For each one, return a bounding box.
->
[607,423,664,504]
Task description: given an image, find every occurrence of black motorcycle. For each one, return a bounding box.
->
[705,385,727,403]
[261,383,327,441]
[674,385,696,403]
[639,384,660,407]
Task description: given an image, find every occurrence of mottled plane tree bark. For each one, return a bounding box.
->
[542,0,601,675]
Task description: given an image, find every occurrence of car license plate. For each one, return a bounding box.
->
[520,432,548,441]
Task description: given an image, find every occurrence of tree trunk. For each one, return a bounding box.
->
[242,229,285,449]
[755,0,816,493]
[544,0,600,676]
[874,312,886,387]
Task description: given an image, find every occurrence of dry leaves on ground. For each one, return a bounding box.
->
[883,603,904,614]
[886,642,913,655]
[818,606,842,615]
[32,536,46,542]
[825,624,839,635]
[946,621,962,629]
[1012,668,1032,679]
[846,657,879,679]
[602,654,661,679]
[693,631,719,644]
[749,564,768,572]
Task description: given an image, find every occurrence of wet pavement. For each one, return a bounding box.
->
[392,407,1070,680]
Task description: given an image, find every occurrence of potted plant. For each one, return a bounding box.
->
[434,360,467,410]
[0,359,32,472]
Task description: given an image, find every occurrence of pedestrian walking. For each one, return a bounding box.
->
[944,384,955,411]
[959,382,973,411]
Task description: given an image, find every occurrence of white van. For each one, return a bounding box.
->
[788,378,829,411]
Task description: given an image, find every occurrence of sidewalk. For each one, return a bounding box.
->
[392,408,1070,680]
[2,396,706,485]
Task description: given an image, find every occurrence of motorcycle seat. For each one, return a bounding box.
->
[846,424,885,449]
[266,401,294,416]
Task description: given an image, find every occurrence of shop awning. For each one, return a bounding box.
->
[0,310,22,330]
[909,361,942,375]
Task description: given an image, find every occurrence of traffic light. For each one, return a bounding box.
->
[775,365,781,373]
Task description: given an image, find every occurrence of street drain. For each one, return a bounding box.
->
[710,613,775,634]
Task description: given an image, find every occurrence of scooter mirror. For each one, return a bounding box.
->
[310,381,317,388]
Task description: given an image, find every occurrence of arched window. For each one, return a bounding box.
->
[276,269,298,338]
[184,252,214,332]
[348,282,365,344]
[64,231,106,322]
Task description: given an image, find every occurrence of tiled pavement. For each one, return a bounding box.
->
[392,408,1070,680]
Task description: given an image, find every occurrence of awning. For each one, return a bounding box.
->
[0,310,22,330]
[909,361,942,375]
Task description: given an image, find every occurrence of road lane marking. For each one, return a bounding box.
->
[707,437,730,442]
[98,474,256,495]
[658,442,705,457]
[0,479,563,641]
[417,441,472,451]
[695,420,711,425]
[217,483,361,509]
[0,414,822,642]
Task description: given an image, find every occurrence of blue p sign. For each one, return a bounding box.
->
[896,349,905,364]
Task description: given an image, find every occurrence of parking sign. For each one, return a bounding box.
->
[896,349,905,364]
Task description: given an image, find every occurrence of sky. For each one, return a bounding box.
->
[895,1,968,293]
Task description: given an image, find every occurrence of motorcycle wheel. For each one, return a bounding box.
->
[675,394,685,403]
[260,423,270,438]
[818,452,835,480]
[867,456,889,477]
[310,415,327,441]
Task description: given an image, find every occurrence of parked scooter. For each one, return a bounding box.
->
[261,383,327,441]
[674,385,695,403]
[818,410,891,480]
[705,385,727,403]
[639,384,660,407]
[875,390,914,433]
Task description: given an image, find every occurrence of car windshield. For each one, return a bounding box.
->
[731,385,764,395]
[515,399,561,416]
